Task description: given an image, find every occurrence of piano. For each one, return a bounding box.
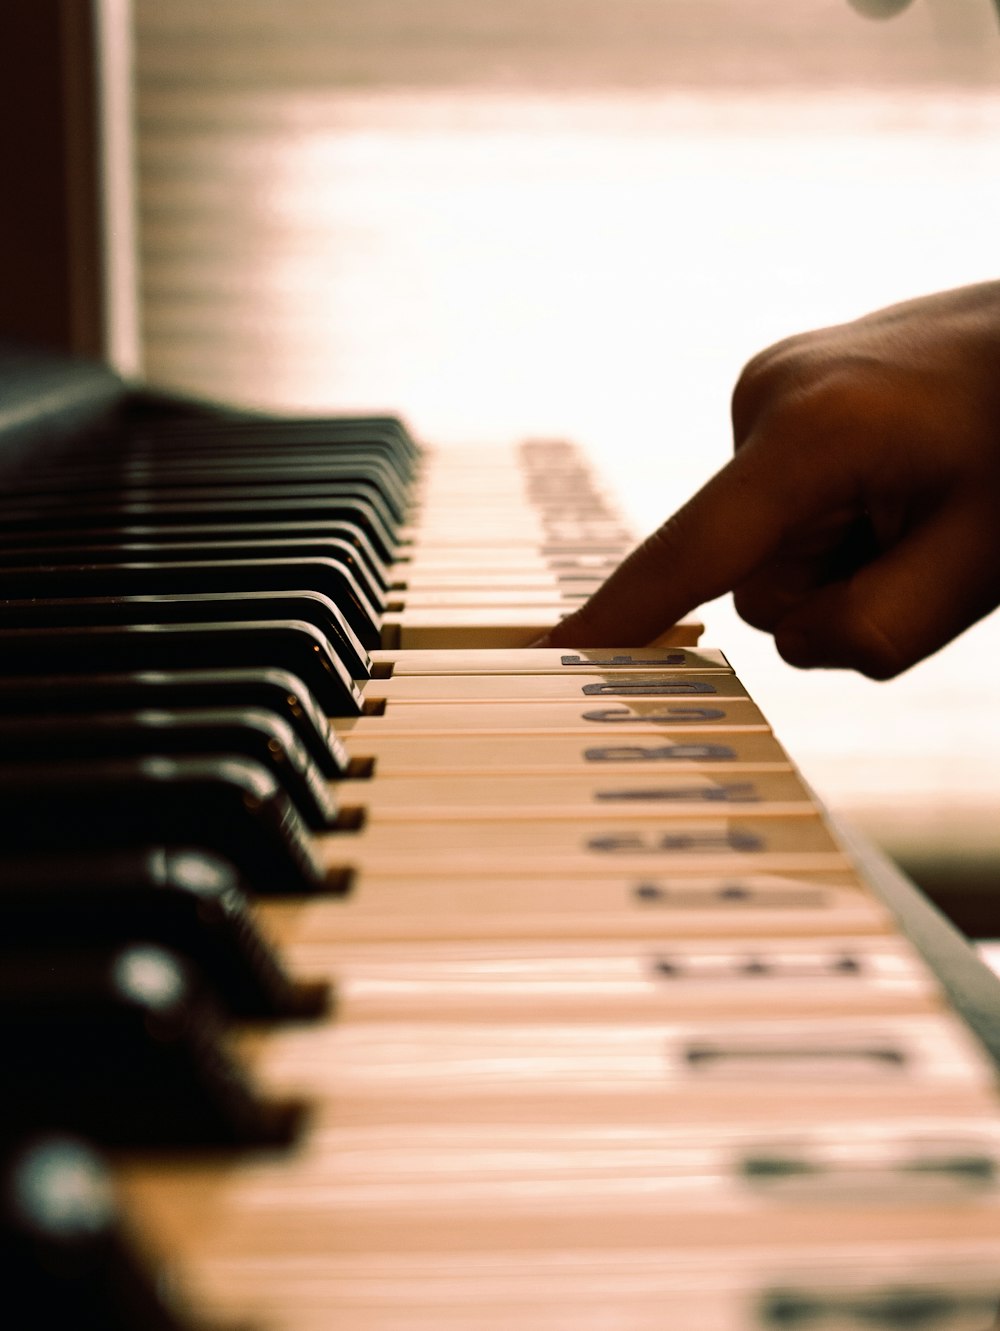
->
[6,0,1000,1320]
[3,343,1000,1330]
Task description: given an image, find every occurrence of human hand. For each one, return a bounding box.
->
[541,282,1000,678]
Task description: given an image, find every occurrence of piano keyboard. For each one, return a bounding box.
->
[3,349,1000,1330]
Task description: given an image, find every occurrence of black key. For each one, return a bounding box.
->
[0,709,339,831]
[120,438,415,489]
[4,477,404,529]
[1,1136,210,1329]
[0,536,387,609]
[0,668,349,776]
[0,492,398,562]
[127,414,420,470]
[0,846,330,1018]
[120,445,409,484]
[0,623,364,715]
[24,456,410,520]
[80,444,406,481]
[0,521,391,588]
[0,756,333,895]
[0,589,371,680]
[0,558,383,650]
[0,945,305,1146]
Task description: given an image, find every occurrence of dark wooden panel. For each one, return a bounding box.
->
[0,0,104,356]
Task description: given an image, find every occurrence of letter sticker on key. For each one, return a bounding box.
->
[585,744,738,762]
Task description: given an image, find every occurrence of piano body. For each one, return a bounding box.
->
[4,3,1000,1328]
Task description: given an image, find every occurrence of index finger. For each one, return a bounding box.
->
[541,437,831,648]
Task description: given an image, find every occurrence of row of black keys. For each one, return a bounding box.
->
[0,415,424,687]
[1,417,433,1150]
[1,413,436,1328]
[0,418,424,902]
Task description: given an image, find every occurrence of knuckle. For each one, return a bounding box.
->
[839,585,911,679]
[731,334,812,442]
[730,361,770,443]
[849,627,907,680]
[775,581,912,678]
[734,340,901,467]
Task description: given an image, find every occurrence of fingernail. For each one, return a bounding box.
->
[528,634,551,649]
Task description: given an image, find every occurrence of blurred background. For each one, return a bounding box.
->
[130,0,1000,927]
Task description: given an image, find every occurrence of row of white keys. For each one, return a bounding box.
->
[384,440,631,646]
[119,443,1000,1328]
[385,440,705,646]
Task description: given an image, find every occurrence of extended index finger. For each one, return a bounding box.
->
[542,437,830,648]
